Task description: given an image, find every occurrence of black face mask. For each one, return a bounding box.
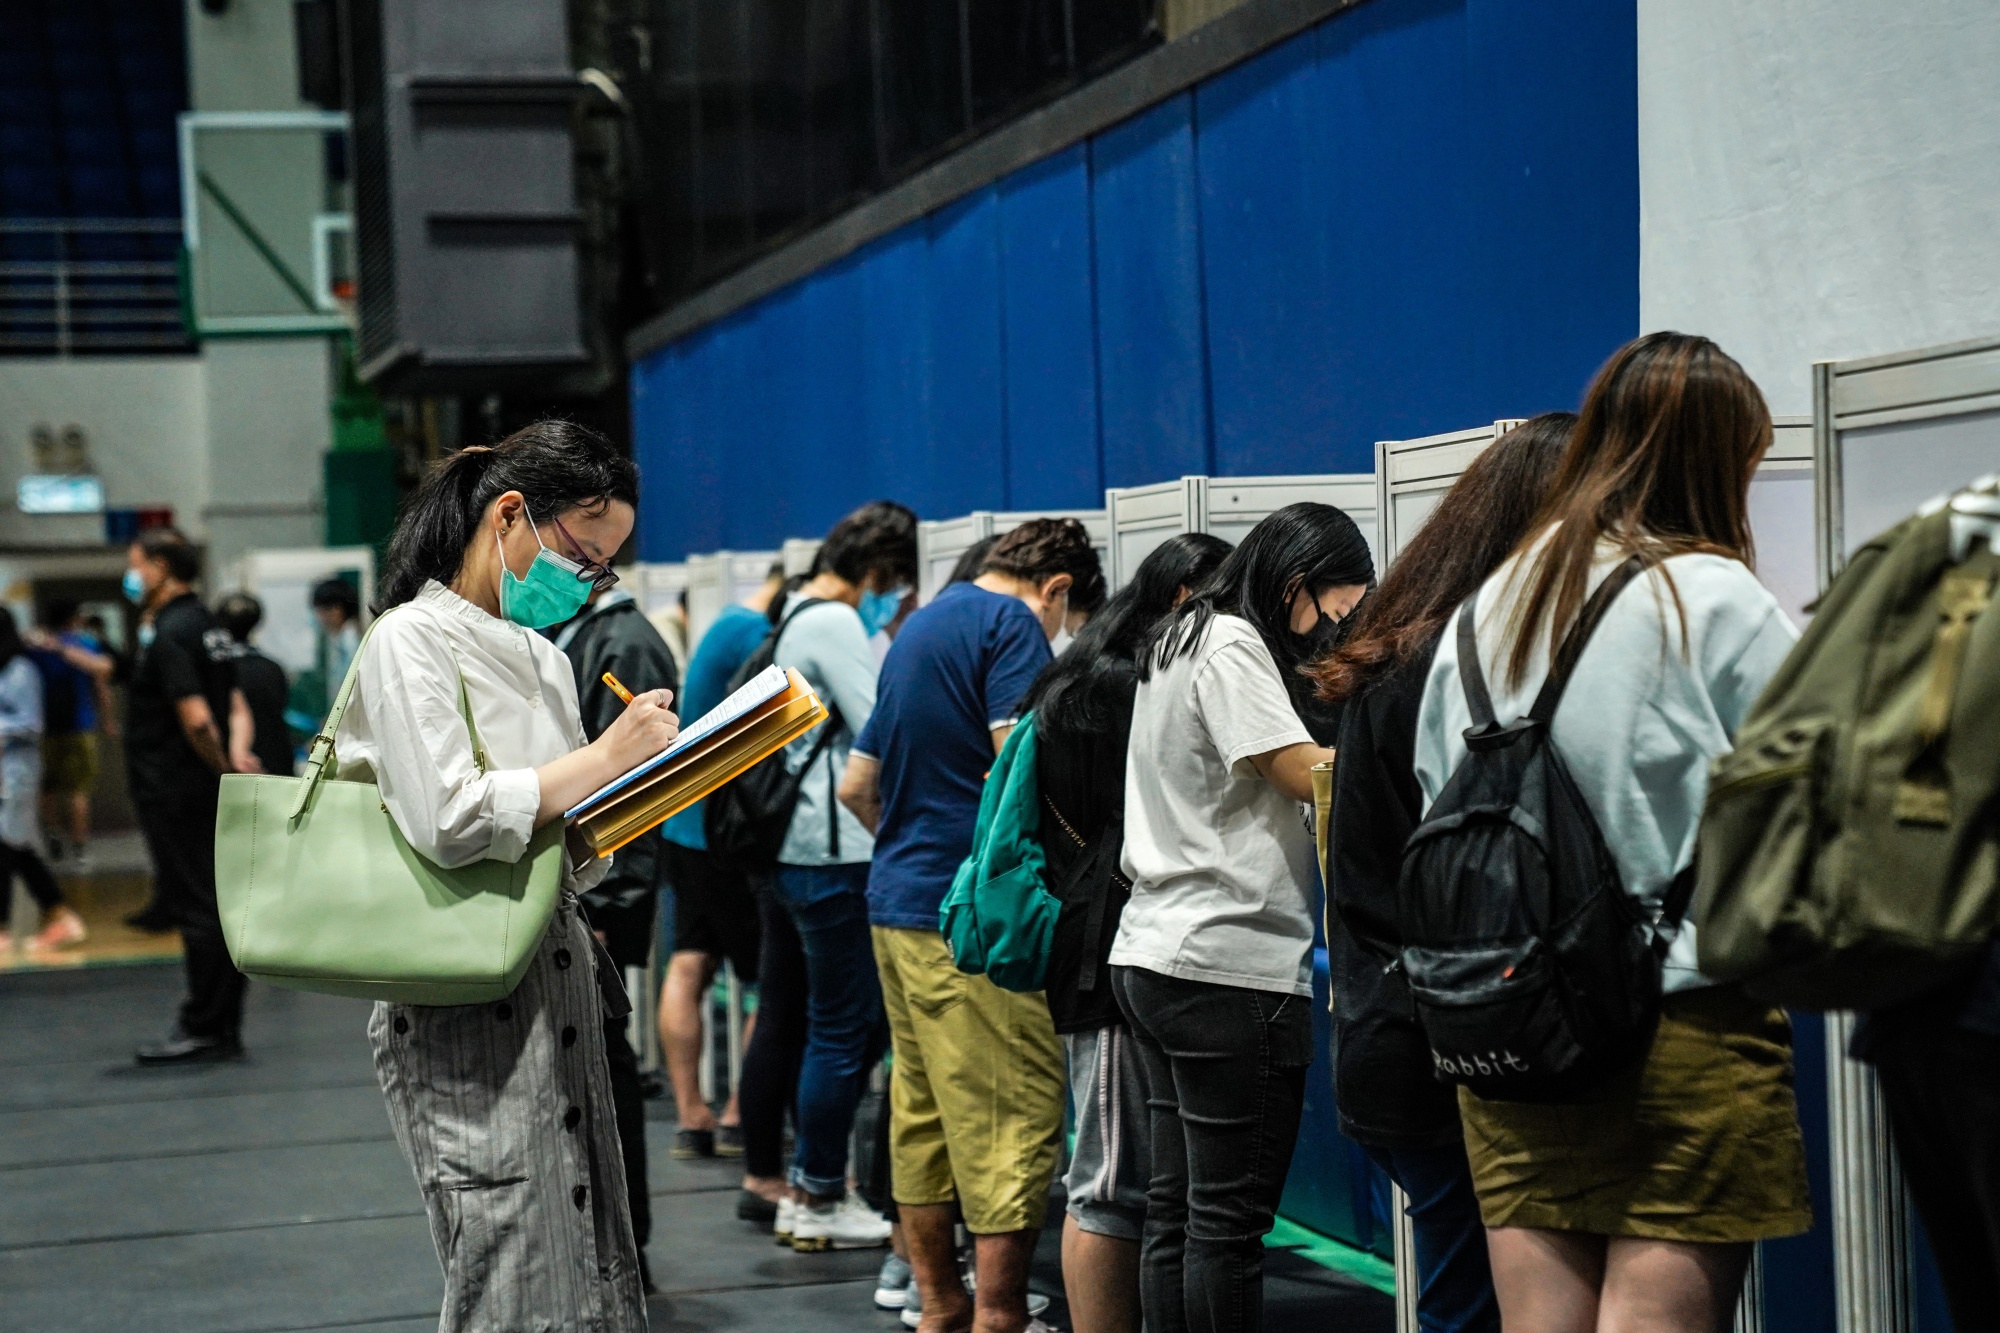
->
[1295,606,1348,660]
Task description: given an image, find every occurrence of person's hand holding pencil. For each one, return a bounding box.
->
[594,672,678,772]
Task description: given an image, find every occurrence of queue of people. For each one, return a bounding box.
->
[79,328,1988,1332]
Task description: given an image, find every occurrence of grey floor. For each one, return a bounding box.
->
[0,960,1390,1332]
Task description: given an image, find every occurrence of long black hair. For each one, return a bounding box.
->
[380,420,639,609]
[1140,502,1374,723]
[1024,532,1232,737]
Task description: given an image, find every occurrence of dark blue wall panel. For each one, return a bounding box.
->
[1091,94,1213,490]
[1196,31,1350,476]
[634,0,1639,569]
[925,190,1010,517]
[998,145,1102,509]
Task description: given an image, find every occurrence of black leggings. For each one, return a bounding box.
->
[0,839,63,912]
[736,883,809,1181]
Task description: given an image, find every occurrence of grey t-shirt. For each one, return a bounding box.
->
[773,596,879,866]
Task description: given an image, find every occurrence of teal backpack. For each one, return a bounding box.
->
[939,714,1061,992]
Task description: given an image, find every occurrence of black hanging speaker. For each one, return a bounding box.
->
[345,0,594,393]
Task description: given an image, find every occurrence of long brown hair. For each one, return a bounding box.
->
[1311,413,1573,703]
[1498,331,1771,688]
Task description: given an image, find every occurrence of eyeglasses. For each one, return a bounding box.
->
[551,516,620,591]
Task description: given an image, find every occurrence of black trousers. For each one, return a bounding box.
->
[0,839,64,912]
[1873,1021,2000,1327]
[135,778,244,1041]
[602,1011,652,1250]
[1113,965,1313,1333]
[736,883,808,1181]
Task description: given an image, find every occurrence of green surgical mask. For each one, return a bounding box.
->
[496,518,593,629]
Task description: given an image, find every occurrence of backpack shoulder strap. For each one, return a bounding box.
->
[1455,590,1498,732]
[1526,555,1647,726]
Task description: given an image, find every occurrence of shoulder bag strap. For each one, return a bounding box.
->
[1455,590,1498,732]
[288,605,487,821]
[1525,555,1647,727]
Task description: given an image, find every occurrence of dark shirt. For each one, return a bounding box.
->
[1327,636,1463,1148]
[1035,660,1136,1034]
[124,593,231,796]
[551,594,681,967]
[231,648,295,779]
[854,583,1051,929]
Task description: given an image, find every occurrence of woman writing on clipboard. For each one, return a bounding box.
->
[336,422,677,1332]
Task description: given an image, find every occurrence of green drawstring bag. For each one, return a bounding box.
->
[939,714,1060,993]
[215,609,566,1006]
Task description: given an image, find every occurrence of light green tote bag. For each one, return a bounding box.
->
[215,609,566,1006]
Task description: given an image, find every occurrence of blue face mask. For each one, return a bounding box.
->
[857,585,909,637]
[122,569,147,604]
[496,518,595,630]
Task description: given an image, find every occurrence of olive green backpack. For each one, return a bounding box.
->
[1694,478,2000,1010]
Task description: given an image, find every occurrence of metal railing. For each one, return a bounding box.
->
[0,219,192,356]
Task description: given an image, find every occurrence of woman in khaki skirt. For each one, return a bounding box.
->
[1411,332,1813,1331]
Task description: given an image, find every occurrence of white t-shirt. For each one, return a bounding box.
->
[1413,541,1798,995]
[1109,614,1318,996]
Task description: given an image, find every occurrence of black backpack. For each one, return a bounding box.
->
[703,600,845,870]
[1397,557,1695,1103]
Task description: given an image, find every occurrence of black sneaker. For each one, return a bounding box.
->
[715,1125,745,1158]
[672,1127,716,1160]
[135,1030,244,1066]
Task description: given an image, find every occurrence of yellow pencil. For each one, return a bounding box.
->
[601,671,635,704]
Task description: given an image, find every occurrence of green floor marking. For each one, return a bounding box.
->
[1265,1215,1397,1296]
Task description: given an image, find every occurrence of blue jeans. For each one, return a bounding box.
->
[1363,1141,1499,1333]
[773,863,888,1197]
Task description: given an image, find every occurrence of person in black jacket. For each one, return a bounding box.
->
[1022,532,1230,1333]
[1306,413,1572,1333]
[550,580,682,1293]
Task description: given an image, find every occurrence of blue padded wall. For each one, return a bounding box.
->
[632,0,1638,563]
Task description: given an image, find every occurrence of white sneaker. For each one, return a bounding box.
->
[875,1253,913,1309]
[772,1195,798,1246]
[788,1191,892,1251]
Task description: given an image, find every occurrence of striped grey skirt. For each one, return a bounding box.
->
[369,894,648,1332]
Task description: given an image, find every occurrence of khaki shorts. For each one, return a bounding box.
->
[872,925,1065,1234]
[41,733,97,797]
[1460,984,1814,1242]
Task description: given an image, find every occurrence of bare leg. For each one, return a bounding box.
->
[903,1202,973,1333]
[970,1228,1040,1333]
[1486,1226,1605,1333]
[1598,1237,1751,1333]
[1061,1217,1138,1333]
[660,950,719,1131]
[719,1008,755,1129]
[68,792,90,849]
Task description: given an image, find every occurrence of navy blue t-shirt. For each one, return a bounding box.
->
[853,583,1052,929]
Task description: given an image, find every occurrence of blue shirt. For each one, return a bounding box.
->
[852,583,1052,929]
[661,603,773,850]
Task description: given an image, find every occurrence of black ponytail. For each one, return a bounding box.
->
[380,420,640,609]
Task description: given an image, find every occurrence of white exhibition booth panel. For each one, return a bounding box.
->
[1105,474,1378,591]
[685,550,779,650]
[220,545,375,678]
[1375,421,1524,563]
[781,538,821,579]
[621,561,688,619]
[1813,332,2000,1333]
[916,509,1110,603]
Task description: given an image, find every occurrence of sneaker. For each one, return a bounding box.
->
[715,1124,745,1158]
[788,1191,892,1252]
[28,908,86,953]
[773,1195,799,1246]
[672,1127,715,1160]
[874,1253,912,1309]
[899,1279,922,1329]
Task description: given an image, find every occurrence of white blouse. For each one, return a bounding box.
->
[333,580,607,890]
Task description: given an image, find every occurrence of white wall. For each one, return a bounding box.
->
[1639,0,2000,413]
[202,340,329,575]
[0,359,209,547]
